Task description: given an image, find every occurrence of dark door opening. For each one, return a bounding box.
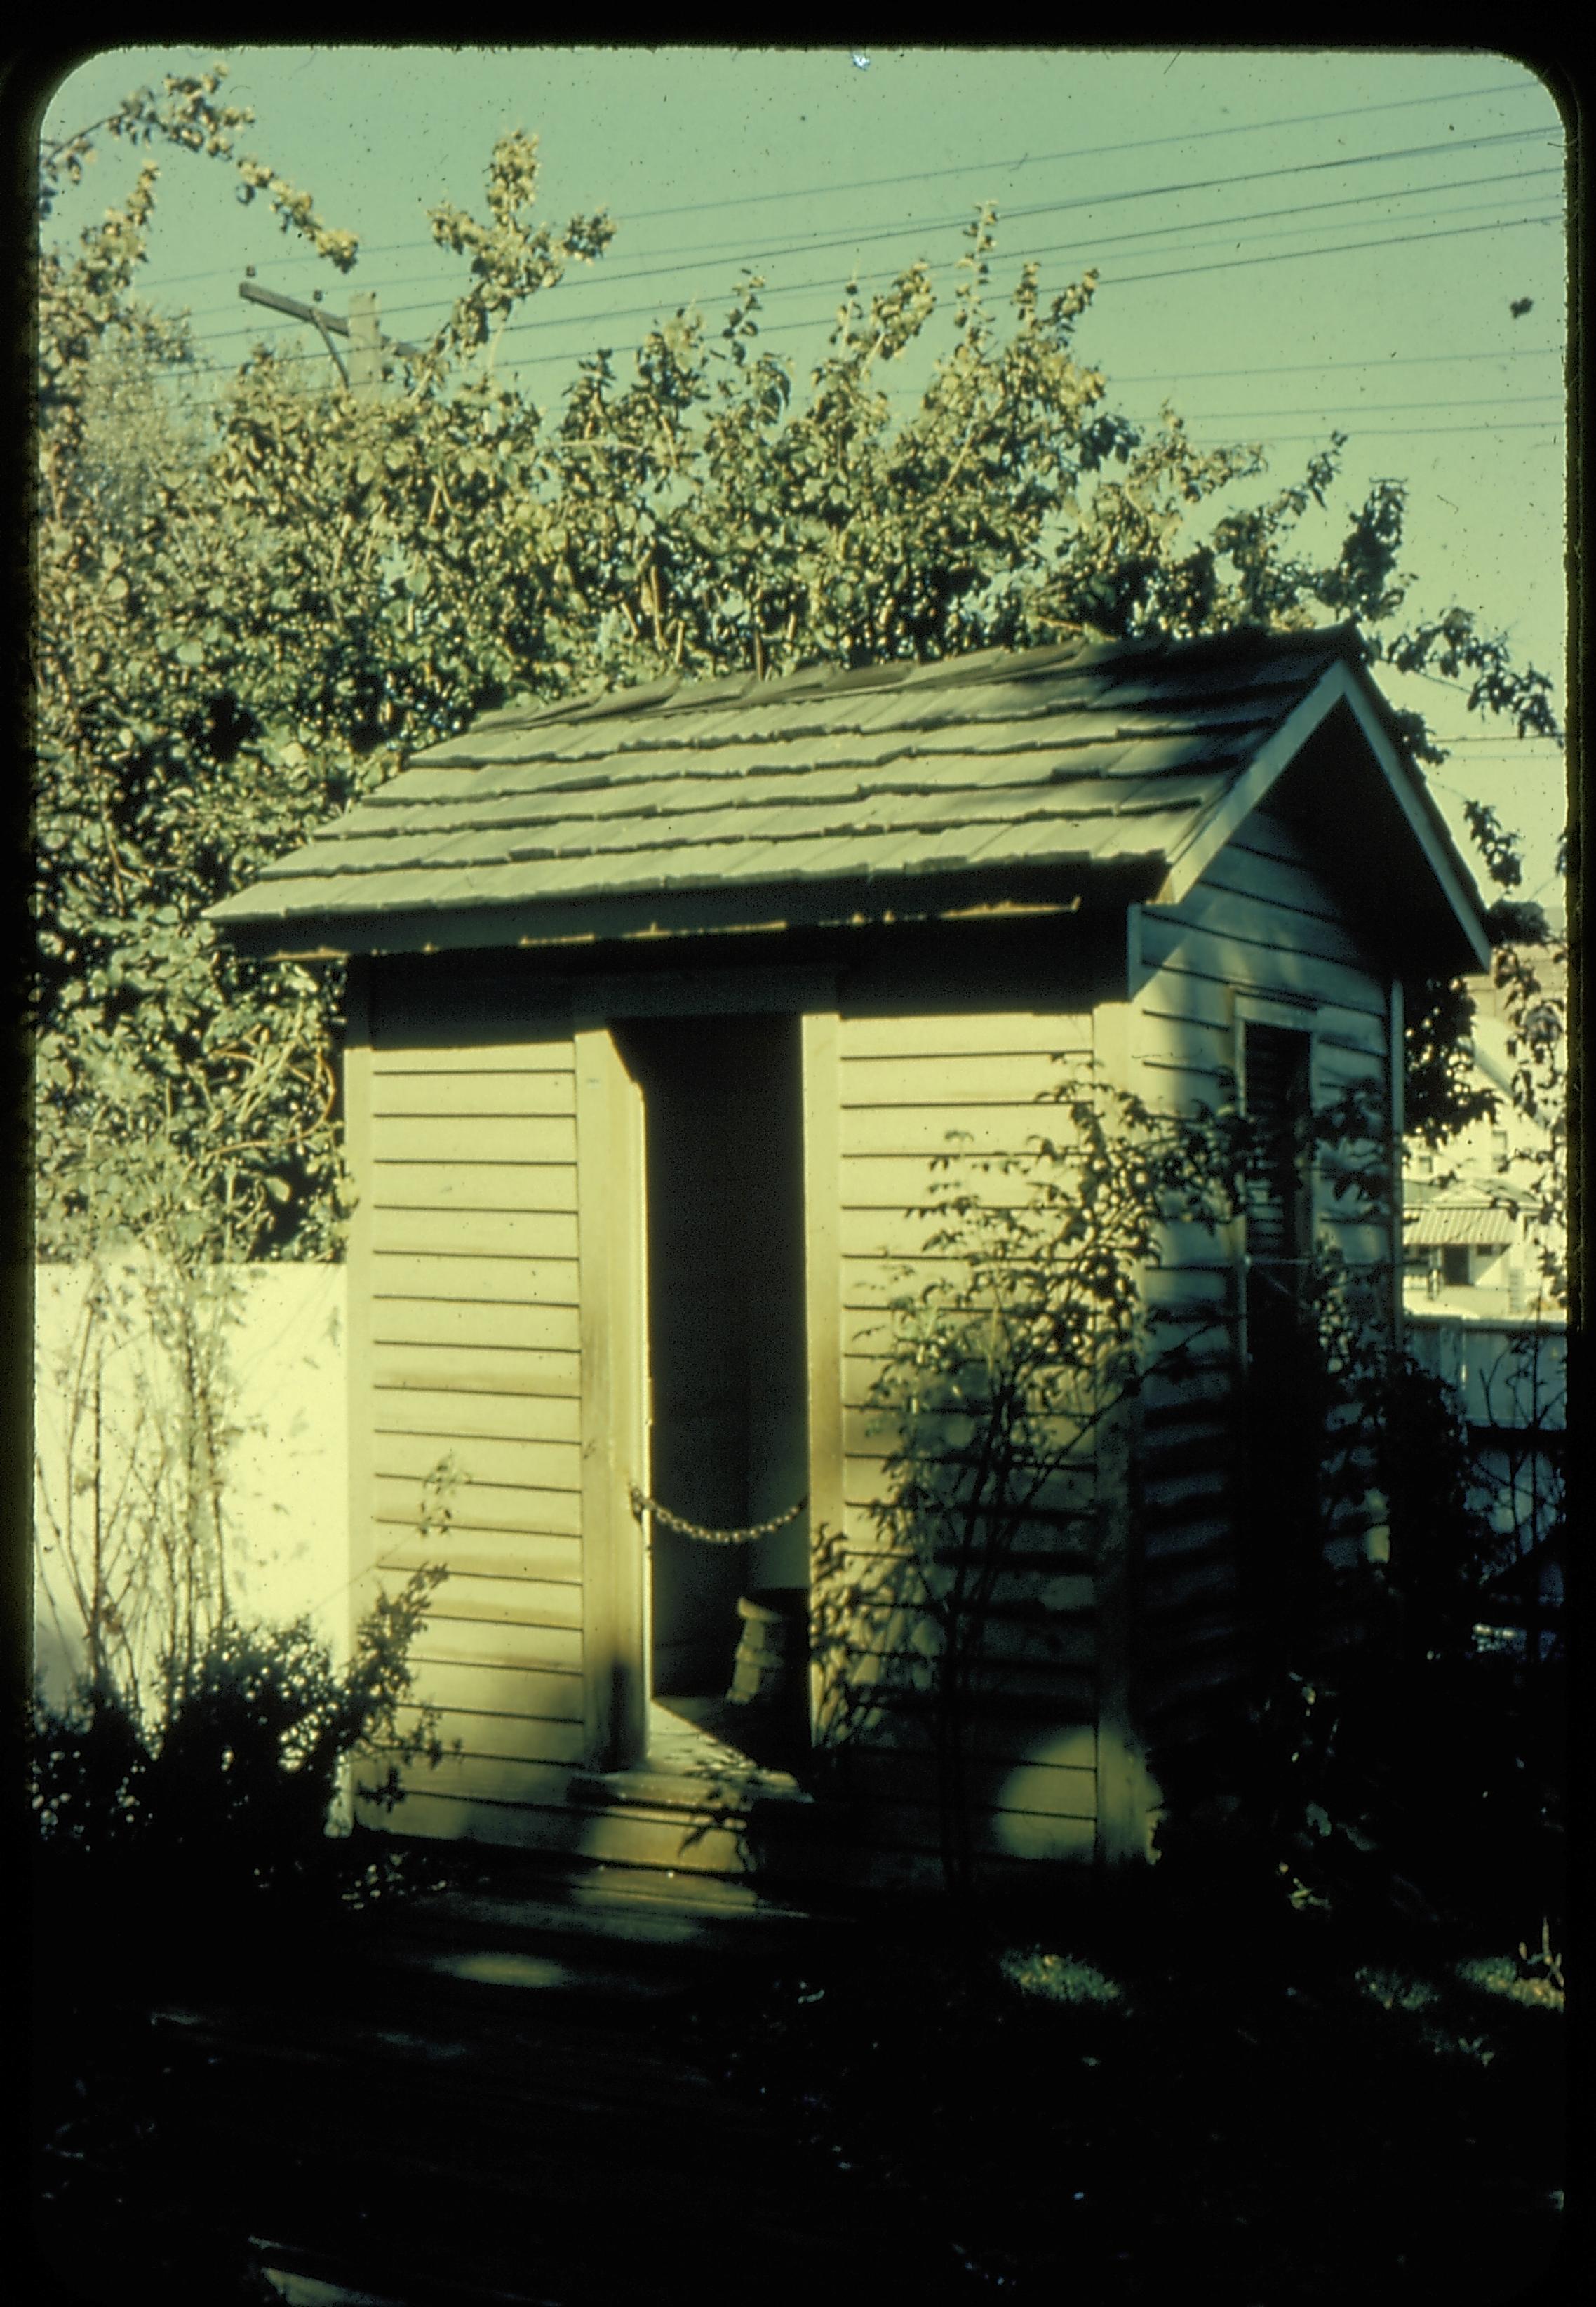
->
[615,1014,810,1766]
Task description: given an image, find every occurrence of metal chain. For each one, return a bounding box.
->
[627,1483,808,1547]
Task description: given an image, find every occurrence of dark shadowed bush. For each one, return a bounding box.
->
[30,1565,452,1944]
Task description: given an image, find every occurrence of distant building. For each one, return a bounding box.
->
[1402,946,1565,1660]
[1403,946,1564,1323]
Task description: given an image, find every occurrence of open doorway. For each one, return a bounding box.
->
[614,1013,810,1771]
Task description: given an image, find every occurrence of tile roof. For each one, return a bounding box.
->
[207,623,1442,947]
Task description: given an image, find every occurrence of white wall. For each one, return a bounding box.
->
[33,1262,349,1704]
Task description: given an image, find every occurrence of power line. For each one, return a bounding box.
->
[1112,346,1561,386]
[568,130,1562,292]
[1094,208,1560,292]
[1402,663,1567,700]
[189,193,1562,386]
[485,209,1560,374]
[879,342,1562,404]
[177,152,1563,345]
[1180,392,1562,423]
[605,76,1546,222]
[129,74,1543,295]
[178,128,1559,348]
[1183,420,1559,443]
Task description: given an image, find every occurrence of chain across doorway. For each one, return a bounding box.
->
[628,1484,808,1549]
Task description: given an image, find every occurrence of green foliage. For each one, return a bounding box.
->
[1403,972,1499,1149]
[1158,1224,1564,1926]
[30,1565,451,1898]
[34,1219,460,1894]
[812,1066,1252,1894]
[1489,938,1569,1304]
[34,65,1563,1257]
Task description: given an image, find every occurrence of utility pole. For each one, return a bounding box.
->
[348,290,382,402]
[236,280,420,400]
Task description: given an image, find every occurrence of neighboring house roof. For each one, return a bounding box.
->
[208,622,1489,966]
[1404,1171,1539,1248]
[1406,1203,1521,1248]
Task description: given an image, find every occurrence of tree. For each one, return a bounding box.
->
[35,64,1563,1269]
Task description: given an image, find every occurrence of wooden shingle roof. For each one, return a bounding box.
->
[209,623,1487,963]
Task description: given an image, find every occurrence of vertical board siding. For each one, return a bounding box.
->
[831,1005,1100,1860]
[356,970,586,1831]
[1126,791,1395,1763]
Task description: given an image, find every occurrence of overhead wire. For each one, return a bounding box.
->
[1183,424,1559,444]
[124,73,1543,293]
[173,129,1560,348]
[116,97,1562,467]
[1174,392,1562,422]
[589,75,1546,222]
[177,194,1563,392]
[170,135,1560,337]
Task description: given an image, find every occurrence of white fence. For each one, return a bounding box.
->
[1405,1309,1565,1659]
[32,1262,350,1704]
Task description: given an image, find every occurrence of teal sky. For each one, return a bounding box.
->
[41,44,1569,908]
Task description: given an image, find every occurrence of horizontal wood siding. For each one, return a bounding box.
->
[829,1002,1101,1868]
[354,965,589,1834]
[1126,791,1394,1765]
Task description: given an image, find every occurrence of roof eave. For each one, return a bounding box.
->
[210,854,1165,964]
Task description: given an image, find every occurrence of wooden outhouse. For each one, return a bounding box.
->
[211,625,1489,1891]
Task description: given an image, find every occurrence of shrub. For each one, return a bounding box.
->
[30,1565,452,1924]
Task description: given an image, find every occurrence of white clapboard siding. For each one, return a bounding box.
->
[1120,788,1394,1769]
[840,1401,1096,1464]
[408,1617,582,1673]
[840,1104,1068,1158]
[374,1474,584,1537]
[374,1751,577,1812]
[840,1456,1095,1523]
[1134,964,1386,1058]
[411,1572,585,1632]
[839,1011,1092,1059]
[1139,911,1387,1021]
[405,1658,586,1722]
[369,1298,582,1355]
[371,1388,582,1448]
[370,1208,579,1260]
[375,1530,582,1586]
[429,1709,590,1767]
[369,1253,581,1307]
[832,1001,1099,1863]
[371,1344,582,1398]
[375,1115,578,1166]
[356,972,594,1838]
[374,1428,582,1495]
[370,1072,576,1118]
[840,1050,1087,1109]
[832,1152,1040,1214]
[373,1163,580,1214]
